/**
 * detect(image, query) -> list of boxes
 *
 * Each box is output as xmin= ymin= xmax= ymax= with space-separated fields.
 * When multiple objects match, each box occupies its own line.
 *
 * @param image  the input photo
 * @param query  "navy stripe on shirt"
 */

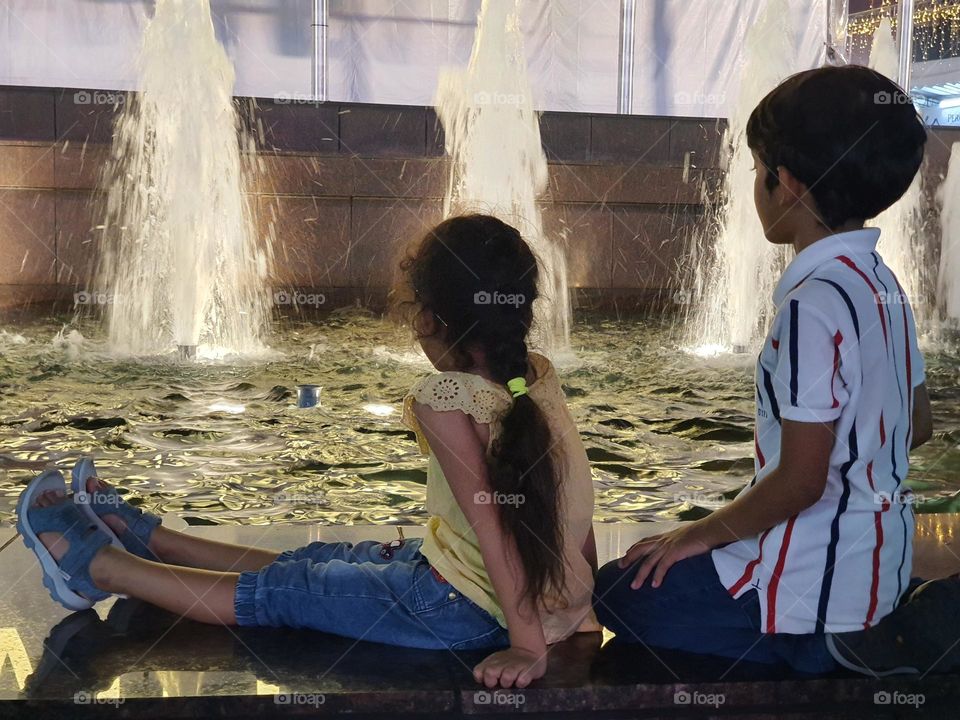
xmin=761 ymin=365 xmax=781 ymax=423
xmin=789 ymin=299 xmax=800 ymax=407
xmin=814 ymin=278 xmax=861 ymax=340
xmin=817 ymin=424 xmax=858 ymax=632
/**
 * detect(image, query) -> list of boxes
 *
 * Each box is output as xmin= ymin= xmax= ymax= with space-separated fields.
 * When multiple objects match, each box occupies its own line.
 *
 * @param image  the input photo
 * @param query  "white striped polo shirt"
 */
xmin=712 ymin=228 xmax=925 ymax=635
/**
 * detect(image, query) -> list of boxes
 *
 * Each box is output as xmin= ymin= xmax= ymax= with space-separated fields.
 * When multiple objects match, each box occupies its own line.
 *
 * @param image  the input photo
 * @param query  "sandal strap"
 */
xmin=28 ymin=502 xmax=112 ymax=602
xmin=121 ymin=512 xmax=162 ymax=558
xmin=27 ymin=501 xmax=87 ymax=535
xmin=89 ymin=486 xmax=161 ymax=559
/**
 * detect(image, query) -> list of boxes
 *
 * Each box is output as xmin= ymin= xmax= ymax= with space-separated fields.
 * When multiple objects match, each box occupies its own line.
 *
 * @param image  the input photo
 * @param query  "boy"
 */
xmin=594 ymin=66 xmax=936 ymax=674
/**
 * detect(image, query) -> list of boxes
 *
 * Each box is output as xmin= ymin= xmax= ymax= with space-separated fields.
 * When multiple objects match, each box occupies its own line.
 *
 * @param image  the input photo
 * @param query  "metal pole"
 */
xmin=898 ymin=0 xmax=915 ymax=92
xmin=312 ymin=0 xmax=328 ymax=102
xmin=617 ymin=0 xmax=636 ymax=115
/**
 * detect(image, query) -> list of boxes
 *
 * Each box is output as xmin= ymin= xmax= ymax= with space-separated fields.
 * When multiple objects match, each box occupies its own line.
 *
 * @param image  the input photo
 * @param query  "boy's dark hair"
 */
xmin=399 ymin=214 xmax=564 ymax=605
xmin=747 ymin=65 xmax=927 ymax=229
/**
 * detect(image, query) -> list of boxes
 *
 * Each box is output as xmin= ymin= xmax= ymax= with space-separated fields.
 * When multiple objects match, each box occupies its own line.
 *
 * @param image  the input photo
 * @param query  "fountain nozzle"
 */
xmin=296 ymin=384 xmax=321 ymax=408
xmin=177 ymin=345 xmax=197 ymax=361
xmin=732 ymin=344 xmax=749 ymax=354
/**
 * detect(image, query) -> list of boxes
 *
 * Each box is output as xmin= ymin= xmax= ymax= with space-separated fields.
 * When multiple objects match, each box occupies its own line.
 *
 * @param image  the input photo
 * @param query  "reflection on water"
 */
xmin=0 ymin=312 xmax=958 ymax=526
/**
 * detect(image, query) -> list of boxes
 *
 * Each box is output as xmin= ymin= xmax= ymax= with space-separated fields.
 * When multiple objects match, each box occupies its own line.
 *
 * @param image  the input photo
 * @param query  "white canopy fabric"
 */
xmin=0 ymin=0 xmax=830 ymax=117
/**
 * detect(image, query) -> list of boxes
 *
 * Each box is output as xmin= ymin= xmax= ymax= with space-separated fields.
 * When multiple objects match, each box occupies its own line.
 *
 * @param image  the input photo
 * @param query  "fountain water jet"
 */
xmin=435 ymin=0 xmax=570 ymax=355
xmin=938 ymin=144 xmax=960 ymax=331
xmin=98 ymin=0 xmax=271 ymax=358
xmin=868 ymin=17 xmax=933 ymax=335
xmin=681 ymin=0 xmax=795 ymax=354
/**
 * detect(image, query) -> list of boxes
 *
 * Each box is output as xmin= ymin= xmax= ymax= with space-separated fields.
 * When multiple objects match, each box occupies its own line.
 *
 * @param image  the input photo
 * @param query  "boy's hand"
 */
xmin=618 ymin=520 xmax=717 ymax=590
xmin=473 ymin=647 xmax=547 ymax=689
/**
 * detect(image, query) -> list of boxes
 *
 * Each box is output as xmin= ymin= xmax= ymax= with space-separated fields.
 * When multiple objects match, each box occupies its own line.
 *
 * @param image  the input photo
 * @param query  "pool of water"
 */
xmin=1 ymin=312 xmax=958 ymax=527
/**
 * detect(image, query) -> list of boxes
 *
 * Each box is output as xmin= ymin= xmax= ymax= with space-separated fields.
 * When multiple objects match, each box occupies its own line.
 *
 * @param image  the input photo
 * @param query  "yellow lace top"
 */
xmin=402 ymin=353 xmax=599 ymax=644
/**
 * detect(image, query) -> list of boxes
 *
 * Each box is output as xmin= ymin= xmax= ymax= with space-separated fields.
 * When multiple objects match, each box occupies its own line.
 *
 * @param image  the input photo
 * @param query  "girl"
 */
xmin=17 ymin=213 xmax=598 ymax=689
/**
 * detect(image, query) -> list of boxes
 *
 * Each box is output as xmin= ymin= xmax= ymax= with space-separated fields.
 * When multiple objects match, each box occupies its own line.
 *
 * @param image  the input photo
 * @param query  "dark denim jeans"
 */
xmin=235 ymin=537 xmax=509 ymax=651
xmin=593 ymin=552 xmax=836 ymax=674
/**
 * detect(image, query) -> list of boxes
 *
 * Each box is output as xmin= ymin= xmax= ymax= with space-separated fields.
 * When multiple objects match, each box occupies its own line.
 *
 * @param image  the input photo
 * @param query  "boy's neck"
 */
xmin=791 ymin=220 xmax=866 ymax=255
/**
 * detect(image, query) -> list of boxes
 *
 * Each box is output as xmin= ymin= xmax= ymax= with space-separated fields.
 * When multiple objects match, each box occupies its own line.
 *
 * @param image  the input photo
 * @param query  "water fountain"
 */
xmin=681 ymin=0 xmax=795 ymax=355
xmin=868 ymin=17 xmax=934 ymax=335
xmin=938 ymin=144 xmax=960 ymax=330
xmin=97 ymin=0 xmax=271 ymax=358
xmin=435 ymin=0 xmax=570 ymax=354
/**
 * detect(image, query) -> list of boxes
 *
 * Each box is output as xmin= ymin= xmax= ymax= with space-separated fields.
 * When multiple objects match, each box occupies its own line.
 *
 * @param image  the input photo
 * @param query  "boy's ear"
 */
xmin=776 ymin=166 xmax=810 ymax=207
xmin=413 ymin=307 xmax=438 ymax=337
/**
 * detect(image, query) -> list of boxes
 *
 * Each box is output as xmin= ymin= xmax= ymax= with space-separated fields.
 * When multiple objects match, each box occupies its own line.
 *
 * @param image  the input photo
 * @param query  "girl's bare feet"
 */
xmin=35 ymin=489 xmax=73 ymax=564
xmin=32 ymin=488 xmax=114 ymax=594
xmin=76 ymin=471 xmax=162 ymax=560
xmin=82 ymin=476 xmax=130 ymax=538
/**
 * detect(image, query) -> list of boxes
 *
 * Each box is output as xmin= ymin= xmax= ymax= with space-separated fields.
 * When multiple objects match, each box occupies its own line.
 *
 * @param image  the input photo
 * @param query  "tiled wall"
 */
xmin=1 ymin=85 xmax=958 ymax=314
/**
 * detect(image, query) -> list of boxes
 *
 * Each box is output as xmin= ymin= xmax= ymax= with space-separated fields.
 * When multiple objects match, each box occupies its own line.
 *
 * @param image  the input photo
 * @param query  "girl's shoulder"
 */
xmin=402 ymin=371 xmax=512 ymax=430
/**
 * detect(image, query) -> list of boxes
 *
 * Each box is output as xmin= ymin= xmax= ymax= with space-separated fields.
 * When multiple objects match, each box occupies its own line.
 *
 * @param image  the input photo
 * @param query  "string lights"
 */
xmin=849 ymin=0 xmax=960 ymax=61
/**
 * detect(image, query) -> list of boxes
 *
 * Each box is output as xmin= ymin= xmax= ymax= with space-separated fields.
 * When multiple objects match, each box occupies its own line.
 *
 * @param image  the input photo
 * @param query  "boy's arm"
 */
xmin=698 ymin=419 xmax=833 ymax=543
xmin=623 ymin=296 xmax=845 ymax=589
xmin=622 ymin=419 xmax=833 ymax=589
xmin=911 ymin=383 xmax=933 ymax=450
xmin=413 ymin=401 xmax=547 ymax=689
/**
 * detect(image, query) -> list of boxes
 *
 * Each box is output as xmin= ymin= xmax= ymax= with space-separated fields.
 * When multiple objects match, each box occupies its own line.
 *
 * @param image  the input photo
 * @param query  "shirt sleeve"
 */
xmin=401 ymin=373 xmax=511 ymax=453
xmin=773 ymin=298 xmax=850 ymax=424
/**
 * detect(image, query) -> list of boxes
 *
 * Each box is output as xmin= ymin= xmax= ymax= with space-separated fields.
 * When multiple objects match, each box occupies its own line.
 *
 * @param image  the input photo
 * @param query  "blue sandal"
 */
xmin=16 ymin=470 xmax=113 ymax=611
xmin=72 ymin=457 xmax=161 ymax=561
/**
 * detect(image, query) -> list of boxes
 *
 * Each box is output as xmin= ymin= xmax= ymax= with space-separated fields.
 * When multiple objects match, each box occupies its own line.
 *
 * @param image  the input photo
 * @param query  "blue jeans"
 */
xmin=234 ymin=537 xmax=509 ymax=650
xmin=593 ymin=552 xmax=836 ymax=674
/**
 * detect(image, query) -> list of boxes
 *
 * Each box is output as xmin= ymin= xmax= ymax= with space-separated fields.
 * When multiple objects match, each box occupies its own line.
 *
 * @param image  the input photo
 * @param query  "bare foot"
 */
xmin=83 ymin=476 xmax=129 ymax=537
xmin=34 ymin=489 xmax=72 ymax=563
xmin=32 ymin=488 xmax=112 ymax=596
xmin=81 ymin=474 xmax=160 ymax=560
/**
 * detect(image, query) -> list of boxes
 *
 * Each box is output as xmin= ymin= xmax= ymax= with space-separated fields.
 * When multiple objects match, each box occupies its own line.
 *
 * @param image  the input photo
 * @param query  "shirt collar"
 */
xmin=772 ymin=228 xmax=881 ymax=307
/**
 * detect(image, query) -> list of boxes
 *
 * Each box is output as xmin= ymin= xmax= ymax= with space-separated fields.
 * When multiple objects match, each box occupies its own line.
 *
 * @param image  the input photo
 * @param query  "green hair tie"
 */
xmin=507 ymin=377 xmax=528 ymax=398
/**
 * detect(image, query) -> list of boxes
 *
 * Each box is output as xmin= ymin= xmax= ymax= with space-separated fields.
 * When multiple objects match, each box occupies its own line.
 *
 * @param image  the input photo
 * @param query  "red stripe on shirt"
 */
xmin=755 ymin=427 xmax=766 ymax=469
xmin=837 ymin=255 xmax=888 ymax=347
xmin=766 ymin=516 xmax=798 ymax=633
xmin=729 ymin=528 xmax=772 ymax=596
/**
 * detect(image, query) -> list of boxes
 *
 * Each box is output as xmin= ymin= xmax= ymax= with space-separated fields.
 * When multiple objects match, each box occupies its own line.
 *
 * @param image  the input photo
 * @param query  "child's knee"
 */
xmin=594 ymin=560 xmax=636 ymax=619
xmin=595 ymin=559 xmax=628 ymax=595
